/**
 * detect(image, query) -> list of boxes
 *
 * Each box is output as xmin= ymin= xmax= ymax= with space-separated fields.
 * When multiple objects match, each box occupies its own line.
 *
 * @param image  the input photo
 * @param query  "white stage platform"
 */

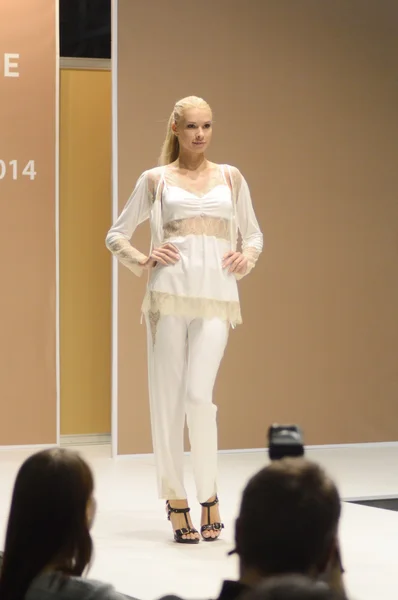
xmin=1 ymin=444 xmax=398 ymax=600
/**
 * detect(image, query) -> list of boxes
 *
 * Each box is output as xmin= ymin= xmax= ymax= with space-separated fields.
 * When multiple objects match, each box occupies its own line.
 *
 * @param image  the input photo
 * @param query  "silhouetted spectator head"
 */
xmin=242 ymin=575 xmax=347 ymax=600
xmin=0 ymin=448 xmax=96 ymax=600
xmin=233 ymin=458 xmax=341 ymax=579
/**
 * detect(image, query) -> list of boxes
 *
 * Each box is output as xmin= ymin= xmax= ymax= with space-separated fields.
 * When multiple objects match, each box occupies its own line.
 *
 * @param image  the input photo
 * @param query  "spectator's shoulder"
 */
xmin=27 ymin=573 xmax=128 ymax=600
xmin=79 ymin=578 xmax=123 ymax=600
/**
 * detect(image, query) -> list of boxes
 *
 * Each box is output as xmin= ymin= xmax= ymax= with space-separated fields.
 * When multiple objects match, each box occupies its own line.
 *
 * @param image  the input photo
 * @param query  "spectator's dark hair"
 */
xmin=235 ymin=459 xmax=341 ymax=575
xmin=243 ymin=575 xmax=346 ymax=600
xmin=0 ymin=448 xmax=94 ymax=600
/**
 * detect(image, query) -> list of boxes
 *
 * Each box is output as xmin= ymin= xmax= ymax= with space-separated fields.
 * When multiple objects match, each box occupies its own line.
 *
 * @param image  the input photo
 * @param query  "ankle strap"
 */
xmin=167 ymin=503 xmax=190 ymax=515
xmin=200 ymin=496 xmax=219 ymax=508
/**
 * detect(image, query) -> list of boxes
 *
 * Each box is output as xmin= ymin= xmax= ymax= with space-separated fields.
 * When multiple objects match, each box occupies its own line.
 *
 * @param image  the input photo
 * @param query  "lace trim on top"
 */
xmin=142 ymin=290 xmax=242 ymax=335
xmin=146 ymin=164 xmax=246 ymax=204
xmin=163 ymin=215 xmax=230 ymax=241
xmin=243 ymin=246 xmax=261 ymax=268
xmin=163 ymin=165 xmax=227 ymax=197
xmin=106 ymin=237 xmax=147 ymax=276
xmin=235 ymin=246 xmax=262 ymax=280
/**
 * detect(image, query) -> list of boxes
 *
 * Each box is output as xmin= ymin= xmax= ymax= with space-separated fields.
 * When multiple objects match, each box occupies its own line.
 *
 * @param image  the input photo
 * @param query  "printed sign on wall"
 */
xmin=0 ymin=1 xmax=57 ymax=444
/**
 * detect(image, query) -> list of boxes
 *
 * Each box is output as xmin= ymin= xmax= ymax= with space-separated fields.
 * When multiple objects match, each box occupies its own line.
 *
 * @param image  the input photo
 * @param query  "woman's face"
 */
xmin=174 ymin=107 xmax=213 ymax=154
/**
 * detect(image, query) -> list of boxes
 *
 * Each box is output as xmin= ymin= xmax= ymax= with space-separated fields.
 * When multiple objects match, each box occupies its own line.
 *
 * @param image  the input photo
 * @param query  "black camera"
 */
xmin=268 ymin=424 xmax=304 ymax=460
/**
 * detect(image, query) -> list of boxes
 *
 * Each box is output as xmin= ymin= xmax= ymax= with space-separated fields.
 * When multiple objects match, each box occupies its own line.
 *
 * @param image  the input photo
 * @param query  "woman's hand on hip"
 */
xmin=223 ymin=251 xmax=248 ymax=274
xmin=142 ymin=243 xmax=180 ymax=269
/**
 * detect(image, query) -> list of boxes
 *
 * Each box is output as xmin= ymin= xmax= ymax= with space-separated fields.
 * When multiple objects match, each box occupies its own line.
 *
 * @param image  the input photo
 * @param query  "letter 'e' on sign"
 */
xmin=4 ymin=53 xmax=20 ymax=77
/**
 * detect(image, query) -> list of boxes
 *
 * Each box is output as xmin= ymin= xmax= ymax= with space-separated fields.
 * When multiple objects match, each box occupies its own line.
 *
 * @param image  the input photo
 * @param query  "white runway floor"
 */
xmin=1 ymin=444 xmax=398 ymax=600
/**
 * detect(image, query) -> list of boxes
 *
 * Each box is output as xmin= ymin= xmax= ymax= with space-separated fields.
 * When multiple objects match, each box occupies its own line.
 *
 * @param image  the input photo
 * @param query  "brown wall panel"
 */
xmin=0 ymin=0 xmax=57 ymax=445
xmin=60 ymin=68 xmax=112 ymax=435
xmin=116 ymin=0 xmax=398 ymax=453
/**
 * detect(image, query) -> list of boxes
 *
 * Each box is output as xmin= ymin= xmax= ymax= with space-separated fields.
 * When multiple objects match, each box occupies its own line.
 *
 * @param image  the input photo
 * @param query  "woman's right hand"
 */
xmin=142 ymin=243 xmax=180 ymax=270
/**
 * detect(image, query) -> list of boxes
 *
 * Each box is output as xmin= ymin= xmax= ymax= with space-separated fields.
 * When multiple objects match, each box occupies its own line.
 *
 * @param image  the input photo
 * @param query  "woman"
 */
xmin=106 ymin=96 xmax=263 ymax=544
xmin=0 ymin=448 xmax=127 ymax=600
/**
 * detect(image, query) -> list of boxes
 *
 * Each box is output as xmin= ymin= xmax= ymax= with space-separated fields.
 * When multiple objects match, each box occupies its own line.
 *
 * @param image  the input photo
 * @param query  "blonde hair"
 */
xmin=159 ymin=96 xmax=212 ymax=165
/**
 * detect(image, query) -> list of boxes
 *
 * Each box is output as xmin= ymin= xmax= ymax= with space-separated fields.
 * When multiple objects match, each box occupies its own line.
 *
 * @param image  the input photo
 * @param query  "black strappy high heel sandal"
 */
xmin=200 ymin=496 xmax=224 ymax=541
xmin=166 ymin=501 xmax=200 ymax=544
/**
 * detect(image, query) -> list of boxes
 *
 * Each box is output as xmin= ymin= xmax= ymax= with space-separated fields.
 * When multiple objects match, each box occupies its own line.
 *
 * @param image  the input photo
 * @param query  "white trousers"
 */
xmin=145 ymin=314 xmax=229 ymax=503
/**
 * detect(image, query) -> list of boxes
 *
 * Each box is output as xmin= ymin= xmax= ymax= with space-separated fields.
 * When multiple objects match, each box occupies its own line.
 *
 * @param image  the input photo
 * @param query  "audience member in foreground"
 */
xmin=242 ymin=574 xmax=347 ymax=600
xmin=0 ymin=448 xmax=133 ymax=600
xmin=217 ymin=458 xmax=346 ymax=600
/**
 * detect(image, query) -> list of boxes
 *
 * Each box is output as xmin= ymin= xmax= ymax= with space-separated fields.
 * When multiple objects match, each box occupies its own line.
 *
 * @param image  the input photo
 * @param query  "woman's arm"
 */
xmin=105 ymin=171 xmax=152 ymax=277
xmin=231 ymin=167 xmax=263 ymax=280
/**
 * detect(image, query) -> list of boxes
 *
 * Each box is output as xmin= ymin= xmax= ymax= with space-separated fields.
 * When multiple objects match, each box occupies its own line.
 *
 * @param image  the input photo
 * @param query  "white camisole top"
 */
xmin=143 ymin=166 xmax=241 ymax=327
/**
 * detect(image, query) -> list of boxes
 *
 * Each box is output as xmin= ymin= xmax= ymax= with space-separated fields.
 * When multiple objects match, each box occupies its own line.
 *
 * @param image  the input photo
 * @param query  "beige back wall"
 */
xmin=60 ymin=67 xmax=112 ymax=436
xmin=116 ymin=0 xmax=398 ymax=454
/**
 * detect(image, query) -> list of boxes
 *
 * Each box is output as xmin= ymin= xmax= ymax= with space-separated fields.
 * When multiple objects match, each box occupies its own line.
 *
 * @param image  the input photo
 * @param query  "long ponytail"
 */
xmin=159 ymin=112 xmax=180 ymax=165
xmin=158 ymin=95 xmax=211 ymax=166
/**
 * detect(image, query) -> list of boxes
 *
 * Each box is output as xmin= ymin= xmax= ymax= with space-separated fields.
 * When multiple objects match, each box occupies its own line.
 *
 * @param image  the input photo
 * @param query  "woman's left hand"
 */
xmin=223 ymin=251 xmax=248 ymax=274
